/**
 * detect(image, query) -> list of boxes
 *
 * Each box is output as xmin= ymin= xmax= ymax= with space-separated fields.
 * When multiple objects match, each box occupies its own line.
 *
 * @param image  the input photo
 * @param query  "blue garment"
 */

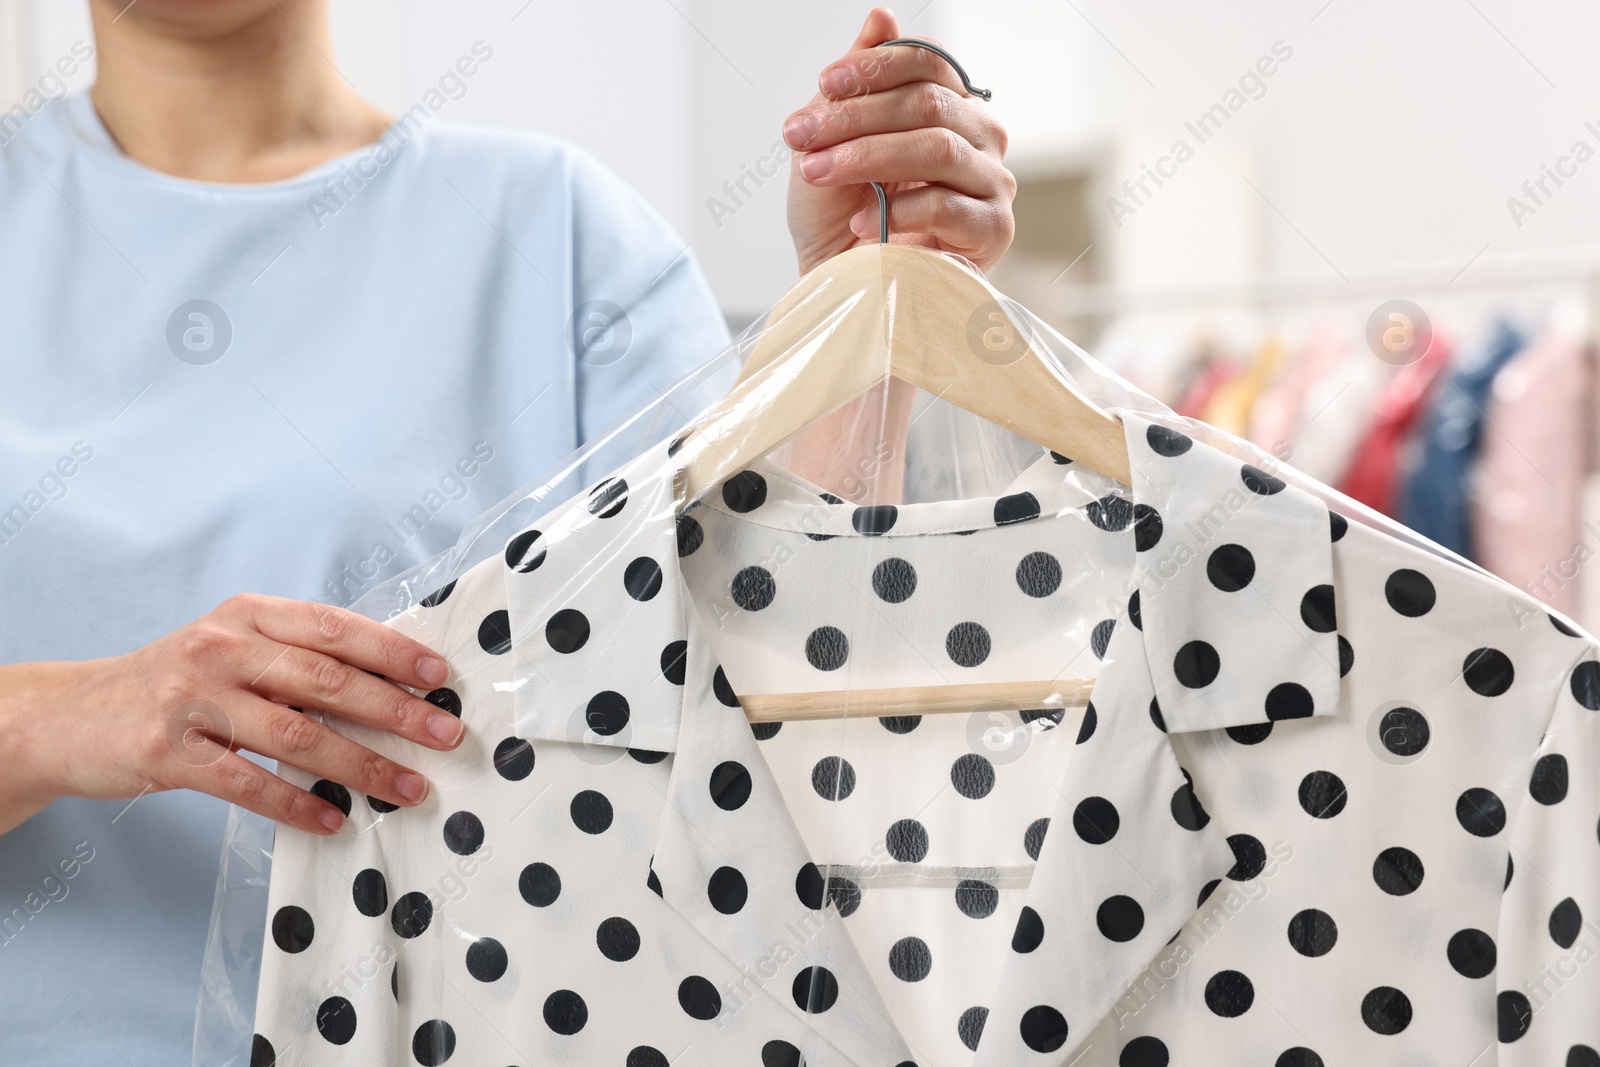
xmin=0 ymin=93 xmax=728 ymax=1065
xmin=1397 ymin=321 xmax=1524 ymax=557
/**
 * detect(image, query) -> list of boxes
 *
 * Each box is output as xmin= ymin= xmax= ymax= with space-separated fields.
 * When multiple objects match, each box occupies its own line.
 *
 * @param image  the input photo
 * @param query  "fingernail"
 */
xmin=394 ymin=773 xmax=428 ymax=804
xmin=784 ymin=113 xmax=817 ymax=149
xmin=428 ymin=711 xmax=464 ymax=745
xmin=319 ymin=807 xmax=345 ymax=833
xmin=821 ymin=65 xmax=858 ymax=97
xmin=417 ymin=656 xmax=449 ymax=687
xmin=849 ymin=209 xmax=869 ymax=236
xmin=800 ymin=148 xmax=835 ymax=181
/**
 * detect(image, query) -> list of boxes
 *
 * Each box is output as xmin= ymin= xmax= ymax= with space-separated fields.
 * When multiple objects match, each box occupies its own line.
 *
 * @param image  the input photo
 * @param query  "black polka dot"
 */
xmin=660 ymin=640 xmax=688 ymax=684
xmin=545 ymin=608 xmax=590 ymax=654
xmin=1530 ymin=754 xmax=1568 ymax=805
xmin=946 ymin=621 xmax=992 ymax=667
xmin=950 ymin=753 xmax=996 ymax=799
xmin=408 ymin=1020 xmax=454 ymax=1067
xmin=1016 ymin=551 xmax=1062 ymax=597
xmin=731 ymin=565 xmax=777 ymax=611
xmin=1572 ymin=661 xmax=1600 ymax=709
xmin=316 ymin=996 xmax=357 ymax=1045
xmin=1204 ymin=970 xmax=1254 ymax=1017
xmin=1565 ymin=1047 xmax=1600 ymax=1067
xmin=1019 ymin=1004 xmax=1069 ymax=1053
xmin=1266 ymin=682 xmax=1314 ymax=720
xmin=1378 ymin=706 xmax=1429 ymax=756
xmin=1024 ymin=817 xmax=1050 ymax=860
xmin=443 ymin=811 xmax=484 ymax=855
xmin=750 ymin=721 xmax=781 ymax=740
xmin=1073 ymin=796 xmax=1120 ymax=844
xmin=584 ymin=690 xmax=630 ymax=736
xmin=1463 ymin=647 xmax=1514 ymax=696
xmin=596 ymin=916 xmax=640 ymax=961
xmin=623 ymin=556 xmax=663 ymax=601
xmin=805 ymin=626 xmax=849 ymax=671
xmin=1446 ymin=928 xmax=1496 ymax=978
xmin=792 ymin=966 xmax=839 ymax=1013
xmin=1012 ymin=906 xmax=1044 ymax=953
xmin=419 ymin=580 xmax=456 ymax=607
xmin=888 ymin=936 xmax=932 ymax=981
xmin=493 ymin=736 xmax=535 ymax=780
xmin=1361 ymin=986 xmax=1411 ymax=1034
xmin=676 ymin=512 xmax=704 ymax=557
xmin=271 ymin=905 xmax=314 ymax=953
xmin=1329 ymin=510 xmax=1348 ymax=541
xmin=352 ymin=869 xmax=387 ymax=918
xmin=1372 ymin=848 xmax=1424 ymax=895
xmin=1456 ymin=787 xmax=1506 ymax=837
xmin=250 ymin=1034 xmax=275 ymax=1067
xmin=1298 ymin=771 xmax=1347 ymax=819
xmin=1128 ymin=590 xmax=1142 ymax=630
xmin=1121 ymin=1035 xmax=1171 ymax=1067
xmin=1241 ymin=464 xmax=1286 ymax=495
xmin=505 ymin=529 xmax=547 ymax=573
xmin=886 ymin=819 xmax=929 ymax=862
xmin=712 ymin=665 xmax=740 ymax=708
xmin=1505 ymin=853 xmax=1514 ymax=890
xmin=1087 ymin=494 xmax=1134 ymax=532
xmin=629 ymin=1048 xmax=669 ymax=1067
xmin=828 ymin=877 xmax=861 ymax=917
xmin=1550 ymin=897 xmax=1582 ymax=949
xmin=1146 ymin=424 xmax=1193 ymax=456
xmin=721 ymin=470 xmax=767 ymax=512
xmin=478 ymin=609 xmax=513 ymax=655
xmin=366 ymin=794 xmax=399 ymax=814
xmin=465 ymin=936 xmax=507 ymax=982
xmin=958 ymin=1006 xmax=988 ymax=1050
xmin=1277 ymin=1051 xmax=1323 ymax=1067
xmin=544 ymin=989 xmax=588 ymax=1034
xmin=955 ymin=879 xmax=999 ymax=918
xmin=588 ymin=477 xmax=628 ymax=517
xmin=390 ymin=890 xmax=433 ymax=938
xmin=1096 ymin=895 xmax=1145 ymax=941
xmin=1076 ymin=704 xmax=1098 ymax=743
xmin=760 ymin=1040 xmax=803 ymax=1067
xmin=1050 ymin=449 xmax=1073 ymax=464
xmin=795 ymin=863 xmax=827 ymax=909
xmin=519 ymin=862 xmax=562 ymax=908
xmin=629 ymin=747 xmax=667 ymax=764
xmin=1338 ymin=635 xmax=1354 ymax=676
xmin=1174 ymin=641 xmax=1220 ymax=688
xmin=1497 ymin=990 xmax=1532 ymax=1042
xmin=1198 ymin=880 xmax=1221 ymax=907
xmin=1133 ymin=504 xmax=1164 ymax=552
xmin=708 ymin=866 xmax=749 ymax=914
xmin=677 ymin=976 xmax=720 ymax=1021
xmin=1299 ymin=585 xmax=1336 ymax=632
xmin=710 ymin=760 xmax=752 ymax=811
xmin=1226 ymin=834 xmax=1267 ymax=880
xmin=423 ymin=688 xmax=462 ymax=718
xmin=1286 ymin=909 xmax=1337 ymax=957
xmin=852 ymin=504 xmax=897 ymax=535
xmin=1171 ymin=771 xmax=1210 ymax=831
xmin=872 ymin=558 xmax=917 ymax=603
xmin=811 ymin=756 xmax=856 ymax=800
xmin=1385 ymin=569 xmax=1435 ymax=616
xmin=570 ymin=790 xmax=614 ymax=834
xmin=994 ymin=492 xmax=1041 ymax=525
xmin=647 ymin=866 xmax=662 ymax=896
xmin=1206 ymin=544 xmax=1255 ymax=592
xmin=1088 ymin=618 xmax=1116 ymax=660
xmin=1227 ymin=722 xmax=1273 ymax=745
xmin=880 ymin=714 xmax=921 ymax=734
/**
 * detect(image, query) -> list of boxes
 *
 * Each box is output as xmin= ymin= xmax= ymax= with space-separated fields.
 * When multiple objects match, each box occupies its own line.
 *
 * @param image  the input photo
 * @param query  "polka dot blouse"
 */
xmin=250 ymin=413 xmax=1600 ymax=1067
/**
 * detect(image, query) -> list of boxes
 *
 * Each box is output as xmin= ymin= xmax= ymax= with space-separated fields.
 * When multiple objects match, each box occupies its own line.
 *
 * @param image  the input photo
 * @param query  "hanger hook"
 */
xmin=866 ymin=37 xmax=991 ymax=245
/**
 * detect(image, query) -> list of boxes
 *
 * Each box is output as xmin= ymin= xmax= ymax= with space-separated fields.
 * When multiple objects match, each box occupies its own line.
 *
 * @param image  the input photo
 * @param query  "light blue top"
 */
xmin=0 ymin=92 xmax=729 ymax=1065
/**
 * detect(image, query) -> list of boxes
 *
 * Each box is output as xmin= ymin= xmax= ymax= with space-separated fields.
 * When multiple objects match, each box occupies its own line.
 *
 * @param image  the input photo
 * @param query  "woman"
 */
xmin=0 ymin=0 xmax=1015 ymax=1060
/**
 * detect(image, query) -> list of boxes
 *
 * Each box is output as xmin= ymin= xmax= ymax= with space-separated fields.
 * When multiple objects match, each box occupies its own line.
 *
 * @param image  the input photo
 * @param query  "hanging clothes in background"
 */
xmin=1397 ymin=322 xmax=1524 ymax=557
xmin=1471 ymin=329 xmax=1590 ymax=615
xmin=1336 ymin=328 xmax=1453 ymax=516
xmin=1203 ymin=336 xmax=1282 ymax=437
xmin=1248 ymin=326 xmax=1342 ymax=456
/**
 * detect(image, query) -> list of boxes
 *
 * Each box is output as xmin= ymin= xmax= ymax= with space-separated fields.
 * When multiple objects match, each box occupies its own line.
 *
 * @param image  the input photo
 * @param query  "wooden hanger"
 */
xmin=669 ymin=40 xmax=1128 ymax=722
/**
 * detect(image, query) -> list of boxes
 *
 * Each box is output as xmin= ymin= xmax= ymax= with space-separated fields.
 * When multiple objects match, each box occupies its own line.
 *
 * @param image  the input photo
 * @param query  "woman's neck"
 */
xmin=87 ymin=0 xmax=389 ymax=183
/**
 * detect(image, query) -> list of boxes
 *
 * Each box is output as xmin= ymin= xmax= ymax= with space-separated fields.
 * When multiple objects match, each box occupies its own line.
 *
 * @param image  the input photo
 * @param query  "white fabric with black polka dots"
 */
xmin=250 ymin=412 xmax=1600 ymax=1067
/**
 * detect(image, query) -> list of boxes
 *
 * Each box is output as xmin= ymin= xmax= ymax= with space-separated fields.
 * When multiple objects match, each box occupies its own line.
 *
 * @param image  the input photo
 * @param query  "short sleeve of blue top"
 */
xmin=0 ymin=93 xmax=730 ymax=1065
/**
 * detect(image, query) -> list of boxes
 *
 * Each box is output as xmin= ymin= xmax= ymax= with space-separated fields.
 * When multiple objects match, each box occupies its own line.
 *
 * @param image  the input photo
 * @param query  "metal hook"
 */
xmin=866 ymin=37 xmax=991 ymax=244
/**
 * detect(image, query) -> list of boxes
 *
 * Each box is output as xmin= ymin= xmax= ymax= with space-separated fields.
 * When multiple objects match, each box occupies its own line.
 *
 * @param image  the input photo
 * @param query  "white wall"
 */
xmin=6 ymin=0 xmax=1600 ymax=314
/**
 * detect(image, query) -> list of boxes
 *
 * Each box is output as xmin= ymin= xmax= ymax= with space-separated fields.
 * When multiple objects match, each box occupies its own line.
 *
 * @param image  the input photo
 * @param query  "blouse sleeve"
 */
xmin=1496 ymin=639 xmax=1600 ymax=1058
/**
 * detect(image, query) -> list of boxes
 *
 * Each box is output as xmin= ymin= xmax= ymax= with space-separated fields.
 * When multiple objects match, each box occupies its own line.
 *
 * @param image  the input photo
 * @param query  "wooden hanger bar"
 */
xmin=738 ymin=678 xmax=1095 ymax=723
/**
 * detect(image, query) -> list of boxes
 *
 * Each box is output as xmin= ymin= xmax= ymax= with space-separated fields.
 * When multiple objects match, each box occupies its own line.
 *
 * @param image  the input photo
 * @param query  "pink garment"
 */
xmin=1471 ymin=331 xmax=1589 ymax=615
xmin=1249 ymin=327 xmax=1346 ymax=455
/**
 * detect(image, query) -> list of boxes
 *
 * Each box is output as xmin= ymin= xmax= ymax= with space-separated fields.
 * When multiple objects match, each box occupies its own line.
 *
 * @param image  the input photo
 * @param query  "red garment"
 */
xmin=1172 ymin=356 xmax=1236 ymax=419
xmin=1336 ymin=333 xmax=1451 ymax=515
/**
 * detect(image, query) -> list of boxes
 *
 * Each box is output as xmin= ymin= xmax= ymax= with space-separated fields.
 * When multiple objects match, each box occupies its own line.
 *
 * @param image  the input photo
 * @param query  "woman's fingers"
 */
xmin=819 ymin=38 xmax=967 ymax=101
xmin=248 ymin=640 xmax=463 ymax=750
xmin=173 ymin=741 xmax=349 ymax=835
xmin=798 ymin=127 xmax=1013 ymax=200
xmin=849 ymin=184 xmax=1015 ymax=263
xmin=227 ymin=593 xmax=449 ymax=691
xmin=226 ymin=695 xmax=430 ymax=810
xmin=786 ymin=81 xmax=1006 ymax=156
